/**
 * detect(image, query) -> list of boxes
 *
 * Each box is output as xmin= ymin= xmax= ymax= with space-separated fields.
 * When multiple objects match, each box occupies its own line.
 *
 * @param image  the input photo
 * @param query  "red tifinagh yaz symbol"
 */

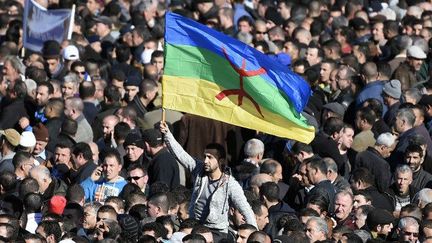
xmin=215 ymin=47 xmax=266 ymax=118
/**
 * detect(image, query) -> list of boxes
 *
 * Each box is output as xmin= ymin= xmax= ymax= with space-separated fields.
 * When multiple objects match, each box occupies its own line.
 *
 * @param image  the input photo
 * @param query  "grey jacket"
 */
xmin=164 ymin=131 xmax=257 ymax=232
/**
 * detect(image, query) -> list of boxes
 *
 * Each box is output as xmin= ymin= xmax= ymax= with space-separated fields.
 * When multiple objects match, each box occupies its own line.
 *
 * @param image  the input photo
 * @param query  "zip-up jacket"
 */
xmin=164 ymin=130 xmax=257 ymax=232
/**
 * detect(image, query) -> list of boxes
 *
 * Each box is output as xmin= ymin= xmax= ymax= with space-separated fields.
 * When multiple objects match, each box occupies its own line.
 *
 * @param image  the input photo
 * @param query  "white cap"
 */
xmin=408 ymin=45 xmax=427 ymax=59
xmin=141 ymin=49 xmax=154 ymax=64
xmin=62 ymin=45 xmax=79 ymax=61
xmin=20 ymin=131 xmax=36 ymax=148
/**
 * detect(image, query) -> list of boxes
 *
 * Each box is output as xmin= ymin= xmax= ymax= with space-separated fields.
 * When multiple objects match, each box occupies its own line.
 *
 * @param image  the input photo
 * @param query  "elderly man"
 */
xmin=305 ymin=217 xmax=328 ymax=242
xmin=334 ymin=191 xmax=355 ymax=229
xmin=355 ymin=132 xmax=395 ymax=192
xmin=30 ymin=165 xmax=68 ymax=201
xmin=389 ymin=108 xmax=418 ymax=167
xmin=64 ymin=97 xmax=93 ymax=143
xmin=397 ymin=217 xmax=419 ymax=243
xmin=235 ymin=138 xmax=264 ymax=189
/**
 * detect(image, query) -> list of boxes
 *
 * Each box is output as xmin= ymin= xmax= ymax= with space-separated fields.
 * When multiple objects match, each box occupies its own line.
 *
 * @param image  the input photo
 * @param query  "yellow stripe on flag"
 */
xmin=162 ymin=75 xmax=315 ymax=144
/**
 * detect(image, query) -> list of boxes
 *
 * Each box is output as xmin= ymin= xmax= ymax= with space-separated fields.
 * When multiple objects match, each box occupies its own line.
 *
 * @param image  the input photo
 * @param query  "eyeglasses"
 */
xmin=256 ymin=31 xmax=267 ymax=34
xmin=402 ymin=231 xmax=419 ymax=237
xmin=127 ymin=175 xmax=144 ymax=181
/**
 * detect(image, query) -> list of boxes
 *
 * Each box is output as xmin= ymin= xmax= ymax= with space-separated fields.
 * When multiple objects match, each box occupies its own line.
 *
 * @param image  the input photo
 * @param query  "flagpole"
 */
xmin=67 ymin=4 xmax=76 ymax=40
xmin=161 ymin=108 xmax=166 ymax=123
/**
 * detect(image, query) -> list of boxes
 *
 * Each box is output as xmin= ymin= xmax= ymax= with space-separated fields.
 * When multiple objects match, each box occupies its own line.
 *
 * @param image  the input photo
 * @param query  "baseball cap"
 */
xmin=62 ymin=45 xmax=80 ymax=61
xmin=0 ymin=129 xmax=20 ymax=147
xmin=323 ymin=102 xmax=346 ymax=117
xmin=93 ymin=15 xmax=113 ymax=27
xmin=142 ymin=129 xmax=163 ymax=147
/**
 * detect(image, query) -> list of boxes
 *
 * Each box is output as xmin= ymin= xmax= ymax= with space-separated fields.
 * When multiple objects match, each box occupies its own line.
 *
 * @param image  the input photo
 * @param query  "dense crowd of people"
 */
xmin=2 ymin=0 xmax=432 ymax=242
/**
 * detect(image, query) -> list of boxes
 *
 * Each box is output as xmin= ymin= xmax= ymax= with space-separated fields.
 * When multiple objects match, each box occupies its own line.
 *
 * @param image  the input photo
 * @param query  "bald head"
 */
xmin=102 ymin=115 xmax=120 ymax=139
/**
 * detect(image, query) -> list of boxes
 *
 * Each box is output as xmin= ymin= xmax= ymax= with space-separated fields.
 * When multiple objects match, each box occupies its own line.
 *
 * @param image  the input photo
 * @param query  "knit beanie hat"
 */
xmin=48 ymin=195 xmax=67 ymax=215
xmin=382 ymin=79 xmax=401 ymax=99
xmin=118 ymin=214 xmax=139 ymax=241
xmin=123 ymin=133 xmax=144 ymax=149
xmin=33 ymin=123 xmax=49 ymax=142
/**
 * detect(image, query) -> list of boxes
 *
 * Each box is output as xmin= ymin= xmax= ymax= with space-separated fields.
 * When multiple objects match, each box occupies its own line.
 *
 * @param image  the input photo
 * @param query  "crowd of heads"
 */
xmin=2 ymin=0 xmax=432 ymax=242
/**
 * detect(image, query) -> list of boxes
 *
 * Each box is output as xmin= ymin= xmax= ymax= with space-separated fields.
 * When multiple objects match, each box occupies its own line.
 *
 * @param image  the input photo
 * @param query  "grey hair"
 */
xmin=244 ymin=138 xmax=264 ymax=158
xmin=395 ymin=164 xmax=413 ymax=176
xmin=376 ymin=132 xmax=396 ymax=147
xmin=323 ymin=157 xmax=338 ymax=173
xmin=137 ymin=0 xmax=157 ymax=13
xmin=30 ymin=166 xmax=51 ymax=180
xmin=307 ymin=216 xmax=328 ymax=235
xmin=404 ymin=88 xmax=422 ymax=103
xmin=397 ymin=35 xmax=413 ymax=51
xmin=397 ymin=108 xmax=416 ymax=127
xmin=66 ymin=97 xmax=84 ymax=112
xmin=4 ymin=55 xmax=25 ymax=75
xmin=24 ymin=79 xmax=37 ymax=94
xmin=63 ymin=72 xmax=80 ymax=86
xmin=84 ymin=202 xmax=102 ymax=214
xmin=339 ymin=65 xmax=356 ymax=81
xmin=412 ymin=38 xmax=428 ymax=53
xmin=353 ymin=229 xmax=371 ymax=243
xmin=414 ymin=188 xmax=432 ymax=206
xmin=398 ymin=216 xmax=419 ymax=230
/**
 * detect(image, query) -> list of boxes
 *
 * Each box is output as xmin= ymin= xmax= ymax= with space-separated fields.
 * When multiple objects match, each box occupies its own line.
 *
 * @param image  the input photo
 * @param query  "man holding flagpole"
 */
xmin=160 ymin=121 xmax=257 ymax=241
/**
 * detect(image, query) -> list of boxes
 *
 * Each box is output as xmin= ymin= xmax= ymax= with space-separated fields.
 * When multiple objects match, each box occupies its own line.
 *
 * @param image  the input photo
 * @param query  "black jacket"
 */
xmin=384 ymin=184 xmax=419 ymax=211
xmin=148 ymin=148 xmax=180 ymax=190
xmin=0 ymin=99 xmax=29 ymax=129
xmin=362 ymin=186 xmax=393 ymax=211
xmin=69 ymin=160 xmax=98 ymax=185
xmin=265 ymin=201 xmax=295 ymax=238
xmin=308 ymin=179 xmax=336 ymax=214
xmin=412 ymin=168 xmax=432 ymax=189
xmin=311 ymin=132 xmax=347 ymax=174
xmin=355 ymin=147 xmax=392 ymax=192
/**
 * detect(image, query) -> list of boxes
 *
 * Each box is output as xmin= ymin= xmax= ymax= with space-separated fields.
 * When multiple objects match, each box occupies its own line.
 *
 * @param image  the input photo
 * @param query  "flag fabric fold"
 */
xmin=23 ymin=0 xmax=73 ymax=52
xmin=162 ymin=12 xmax=315 ymax=143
